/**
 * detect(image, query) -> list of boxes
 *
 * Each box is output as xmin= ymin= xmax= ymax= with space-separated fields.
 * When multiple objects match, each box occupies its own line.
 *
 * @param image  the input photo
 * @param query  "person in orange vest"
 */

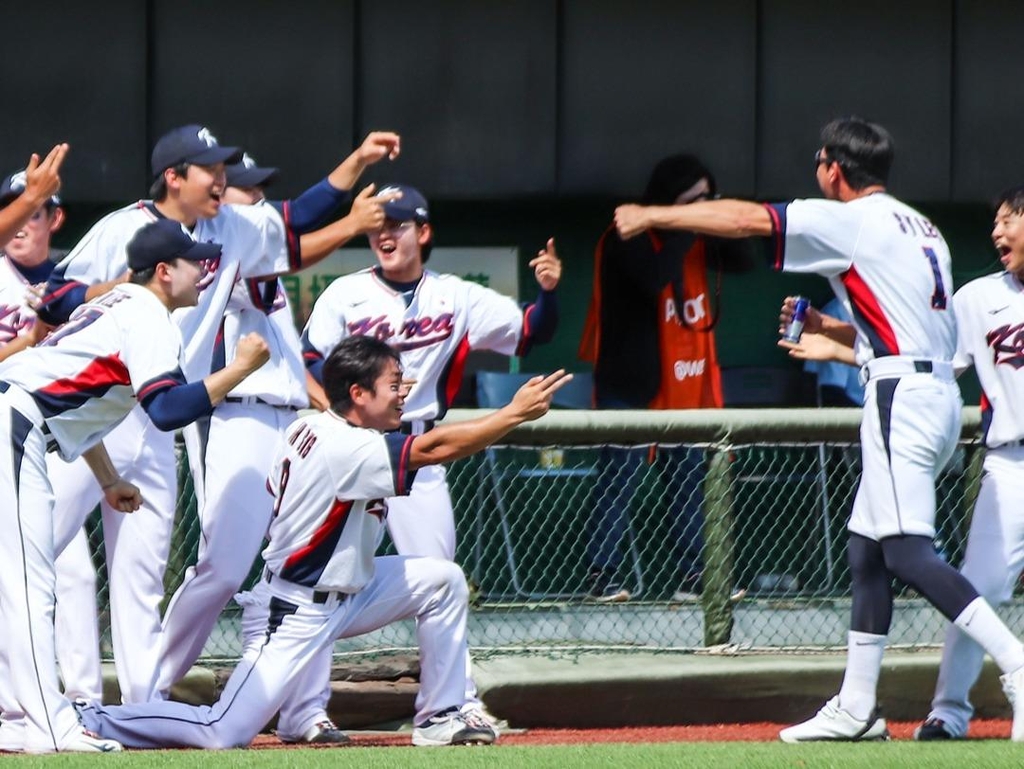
xmin=579 ymin=154 xmax=753 ymax=602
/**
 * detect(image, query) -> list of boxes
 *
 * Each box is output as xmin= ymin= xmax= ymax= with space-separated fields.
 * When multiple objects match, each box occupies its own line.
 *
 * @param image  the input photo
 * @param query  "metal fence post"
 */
xmin=702 ymin=444 xmax=735 ymax=646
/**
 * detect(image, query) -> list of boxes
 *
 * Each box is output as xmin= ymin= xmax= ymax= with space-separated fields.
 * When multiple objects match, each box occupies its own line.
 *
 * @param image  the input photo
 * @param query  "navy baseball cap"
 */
xmin=150 ymin=125 xmax=243 ymax=177
xmin=0 ymin=168 xmax=61 ymax=208
xmin=378 ymin=184 xmax=429 ymax=223
xmin=226 ymin=153 xmax=278 ymax=188
xmin=126 ymin=219 xmax=222 ymax=272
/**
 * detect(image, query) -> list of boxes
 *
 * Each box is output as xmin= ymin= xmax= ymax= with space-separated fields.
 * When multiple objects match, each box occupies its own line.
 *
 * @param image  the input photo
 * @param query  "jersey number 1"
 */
xmin=923 ymin=247 xmax=948 ymax=310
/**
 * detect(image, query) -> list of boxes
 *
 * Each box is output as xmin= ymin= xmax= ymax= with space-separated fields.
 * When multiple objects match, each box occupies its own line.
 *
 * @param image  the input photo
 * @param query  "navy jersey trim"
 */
xmin=764 ymin=203 xmax=788 ymax=271
xmin=385 ymin=432 xmax=418 ymax=495
xmin=279 ymin=499 xmax=354 ymax=586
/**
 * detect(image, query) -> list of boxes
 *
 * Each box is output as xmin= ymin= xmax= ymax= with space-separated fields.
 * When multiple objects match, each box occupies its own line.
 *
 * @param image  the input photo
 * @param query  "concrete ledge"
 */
xmin=117 ymin=649 xmax=1009 ymax=730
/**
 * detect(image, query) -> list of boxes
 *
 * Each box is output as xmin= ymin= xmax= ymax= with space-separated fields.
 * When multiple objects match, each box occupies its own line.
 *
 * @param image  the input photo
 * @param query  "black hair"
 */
xmin=149 ymin=162 xmax=191 ymax=201
xmin=128 ymin=257 xmax=187 ymax=285
xmin=995 ymin=186 xmax=1024 ymax=216
xmin=129 ymin=267 xmax=156 ymax=285
xmin=820 ymin=117 xmax=894 ymax=190
xmin=642 ymin=154 xmax=717 ymax=205
xmin=322 ymin=336 xmax=402 ymax=413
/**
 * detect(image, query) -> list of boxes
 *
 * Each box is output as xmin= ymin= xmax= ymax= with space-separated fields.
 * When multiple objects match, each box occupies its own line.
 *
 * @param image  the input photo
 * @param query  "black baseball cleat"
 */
xmin=912 ymin=717 xmax=960 ymax=741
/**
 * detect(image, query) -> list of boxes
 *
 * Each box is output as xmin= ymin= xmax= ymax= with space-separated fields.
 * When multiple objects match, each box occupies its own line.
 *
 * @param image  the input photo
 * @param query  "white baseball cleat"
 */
xmin=412 ymin=707 xmax=496 ymax=747
xmin=460 ymin=702 xmax=506 ymax=739
xmin=779 ymin=696 xmax=889 ymax=743
xmin=60 ymin=728 xmax=123 ymax=753
xmin=1000 ymin=664 xmax=1024 ymax=741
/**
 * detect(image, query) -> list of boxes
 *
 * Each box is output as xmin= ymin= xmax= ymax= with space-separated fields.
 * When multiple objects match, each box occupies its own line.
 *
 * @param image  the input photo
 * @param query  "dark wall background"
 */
xmin=1 ymin=0 xmax=1011 ymax=400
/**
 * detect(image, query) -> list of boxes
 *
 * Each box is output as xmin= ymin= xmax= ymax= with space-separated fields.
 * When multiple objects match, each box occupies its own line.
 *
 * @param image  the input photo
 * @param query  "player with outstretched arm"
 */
xmin=75 ymin=336 xmax=572 ymax=748
xmin=614 ymin=116 xmax=1024 ymax=742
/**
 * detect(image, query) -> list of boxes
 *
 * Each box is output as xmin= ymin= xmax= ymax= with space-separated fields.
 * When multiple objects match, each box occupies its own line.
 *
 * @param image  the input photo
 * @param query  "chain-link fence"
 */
xmin=82 ymin=407 xmax=1021 ymax=661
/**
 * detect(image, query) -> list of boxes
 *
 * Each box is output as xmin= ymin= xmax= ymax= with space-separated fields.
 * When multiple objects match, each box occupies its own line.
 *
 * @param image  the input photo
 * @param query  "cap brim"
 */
xmin=383 ymin=203 xmax=428 ymax=223
xmin=187 ymin=146 xmax=244 ymax=167
xmin=0 ymin=191 xmax=59 ymax=209
xmin=226 ymin=166 xmax=278 ymax=188
xmin=179 ymin=240 xmax=223 ymax=262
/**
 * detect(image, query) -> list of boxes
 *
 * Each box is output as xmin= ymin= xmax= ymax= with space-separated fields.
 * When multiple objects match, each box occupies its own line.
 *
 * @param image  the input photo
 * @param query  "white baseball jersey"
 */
xmin=767 ymin=193 xmax=960 ymax=541
xmin=0 ymin=256 xmax=39 ymax=344
xmin=952 ymin=272 xmax=1024 ymax=448
xmin=765 ymin=194 xmax=956 ymax=364
xmin=303 ymin=268 xmax=525 ymax=420
xmin=0 ymin=284 xmax=184 ymax=460
xmin=923 ymin=271 xmax=1024 ymax=733
xmin=263 ymin=412 xmax=417 ymax=592
xmin=46 ymin=200 xmax=297 ymax=382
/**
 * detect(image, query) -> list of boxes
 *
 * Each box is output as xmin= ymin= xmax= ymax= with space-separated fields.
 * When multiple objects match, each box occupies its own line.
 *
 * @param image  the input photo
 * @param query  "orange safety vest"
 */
xmin=580 ymin=228 xmax=722 ymax=409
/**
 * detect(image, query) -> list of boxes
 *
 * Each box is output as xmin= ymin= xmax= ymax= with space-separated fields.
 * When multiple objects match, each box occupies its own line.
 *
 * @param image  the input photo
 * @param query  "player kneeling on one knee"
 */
xmin=76 ymin=335 xmax=572 ymax=749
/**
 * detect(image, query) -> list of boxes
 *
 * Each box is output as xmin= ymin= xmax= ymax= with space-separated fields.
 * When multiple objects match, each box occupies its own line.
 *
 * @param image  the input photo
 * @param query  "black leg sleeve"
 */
xmin=880 ymin=534 xmax=979 ymax=621
xmin=847 ymin=532 xmax=894 ymax=635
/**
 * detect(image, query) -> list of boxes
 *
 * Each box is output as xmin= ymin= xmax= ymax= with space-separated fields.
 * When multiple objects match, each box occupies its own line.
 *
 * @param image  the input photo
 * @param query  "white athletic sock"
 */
xmin=837 ymin=630 xmax=887 ymax=722
xmin=954 ymin=597 xmax=1024 ymax=674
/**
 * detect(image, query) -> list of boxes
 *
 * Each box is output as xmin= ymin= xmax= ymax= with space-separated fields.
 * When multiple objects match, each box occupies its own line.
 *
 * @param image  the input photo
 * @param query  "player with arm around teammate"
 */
xmin=615 ymin=116 xmax=1024 ymax=742
xmin=0 ymin=219 xmax=270 ymax=753
xmin=74 ymin=336 xmax=572 ymax=749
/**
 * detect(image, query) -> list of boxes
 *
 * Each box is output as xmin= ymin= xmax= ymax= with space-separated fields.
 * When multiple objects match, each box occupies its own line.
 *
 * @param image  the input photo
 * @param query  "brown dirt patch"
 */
xmin=248 ymin=718 xmax=1010 ymax=748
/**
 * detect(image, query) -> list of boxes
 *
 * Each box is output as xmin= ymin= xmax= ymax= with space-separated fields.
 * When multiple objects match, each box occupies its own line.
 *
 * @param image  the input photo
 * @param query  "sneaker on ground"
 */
xmin=60 ymin=728 xmax=123 ymax=753
xmin=413 ymin=707 xmax=496 ymax=747
xmin=584 ymin=571 xmax=631 ymax=604
xmin=279 ymin=718 xmax=350 ymax=745
xmin=1000 ymin=664 xmax=1024 ymax=741
xmin=671 ymin=586 xmax=747 ymax=603
xmin=779 ymin=696 xmax=889 ymax=743
xmin=913 ymin=717 xmax=960 ymax=740
xmin=460 ymin=703 xmax=507 ymax=738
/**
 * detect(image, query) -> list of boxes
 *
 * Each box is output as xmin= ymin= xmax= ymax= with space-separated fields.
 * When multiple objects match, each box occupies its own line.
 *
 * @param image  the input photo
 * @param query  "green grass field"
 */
xmin=13 ymin=742 xmax=1024 ymax=769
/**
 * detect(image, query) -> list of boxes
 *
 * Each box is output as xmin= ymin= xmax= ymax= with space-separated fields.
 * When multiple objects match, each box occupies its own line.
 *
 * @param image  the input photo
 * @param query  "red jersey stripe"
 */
xmin=38 ymin=353 xmax=131 ymax=397
xmin=282 ymin=499 xmax=353 ymax=572
xmin=841 ymin=265 xmax=900 ymax=356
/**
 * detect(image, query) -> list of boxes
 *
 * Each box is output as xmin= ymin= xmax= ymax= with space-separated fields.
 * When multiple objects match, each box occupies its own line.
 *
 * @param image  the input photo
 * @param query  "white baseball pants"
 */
xmin=928 ymin=447 xmax=1024 ymax=735
xmin=49 ymin=406 xmax=177 ymax=704
xmin=79 ymin=556 xmax=470 ymax=749
xmin=0 ymin=389 xmax=84 ymax=752
xmin=164 ymin=402 xmax=330 ymax=735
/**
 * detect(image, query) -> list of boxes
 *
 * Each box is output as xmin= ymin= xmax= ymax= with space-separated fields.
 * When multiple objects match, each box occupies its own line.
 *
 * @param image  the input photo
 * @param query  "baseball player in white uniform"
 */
xmin=0 ymin=168 xmax=104 ymax=753
xmin=302 ymin=185 xmax=560 ymax=724
xmin=909 ymin=187 xmax=1024 ymax=740
xmin=0 ymin=219 xmax=270 ymax=753
xmin=156 ymin=153 xmax=345 ymax=743
xmin=302 ymin=185 xmax=561 ymax=560
xmin=36 ymin=125 xmax=400 ymax=708
xmin=75 ymin=336 xmax=572 ymax=749
xmin=614 ymin=116 xmax=1024 ymax=742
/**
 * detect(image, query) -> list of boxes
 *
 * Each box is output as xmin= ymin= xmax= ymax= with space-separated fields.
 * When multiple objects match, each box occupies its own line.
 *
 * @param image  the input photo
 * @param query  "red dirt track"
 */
xmin=249 ymin=719 xmax=1010 ymax=748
